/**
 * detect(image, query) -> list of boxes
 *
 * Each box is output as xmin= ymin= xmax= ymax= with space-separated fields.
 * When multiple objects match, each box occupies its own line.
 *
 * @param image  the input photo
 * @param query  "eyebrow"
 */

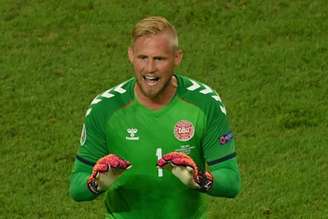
xmin=136 ymin=54 xmax=168 ymax=59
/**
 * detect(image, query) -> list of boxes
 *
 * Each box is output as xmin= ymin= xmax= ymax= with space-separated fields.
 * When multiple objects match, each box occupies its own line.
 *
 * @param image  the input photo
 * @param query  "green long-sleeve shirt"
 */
xmin=70 ymin=74 xmax=241 ymax=219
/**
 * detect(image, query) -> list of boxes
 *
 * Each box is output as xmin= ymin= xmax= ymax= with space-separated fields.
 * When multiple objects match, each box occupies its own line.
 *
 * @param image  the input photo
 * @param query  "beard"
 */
xmin=136 ymin=75 xmax=173 ymax=100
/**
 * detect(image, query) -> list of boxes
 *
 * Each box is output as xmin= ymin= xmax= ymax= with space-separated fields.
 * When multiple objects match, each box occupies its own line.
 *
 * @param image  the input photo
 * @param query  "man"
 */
xmin=69 ymin=16 xmax=241 ymax=219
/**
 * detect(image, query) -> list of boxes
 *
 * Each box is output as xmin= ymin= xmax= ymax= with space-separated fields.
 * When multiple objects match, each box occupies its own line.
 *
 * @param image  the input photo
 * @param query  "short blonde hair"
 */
xmin=131 ymin=16 xmax=179 ymax=49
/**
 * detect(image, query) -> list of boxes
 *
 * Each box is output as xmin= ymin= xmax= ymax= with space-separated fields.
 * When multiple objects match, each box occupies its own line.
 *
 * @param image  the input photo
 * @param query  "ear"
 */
xmin=128 ymin=47 xmax=134 ymax=63
xmin=174 ymin=49 xmax=183 ymax=66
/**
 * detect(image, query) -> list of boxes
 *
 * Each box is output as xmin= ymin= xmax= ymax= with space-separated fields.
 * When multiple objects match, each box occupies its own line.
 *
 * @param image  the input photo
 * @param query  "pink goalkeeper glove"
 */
xmin=87 ymin=154 xmax=131 ymax=194
xmin=157 ymin=152 xmax=213 ymax=192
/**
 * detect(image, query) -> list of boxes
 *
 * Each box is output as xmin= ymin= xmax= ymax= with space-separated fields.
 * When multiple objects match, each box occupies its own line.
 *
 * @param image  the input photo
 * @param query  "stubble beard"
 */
xmin=137 ymin=74 xmax=173 ymax=100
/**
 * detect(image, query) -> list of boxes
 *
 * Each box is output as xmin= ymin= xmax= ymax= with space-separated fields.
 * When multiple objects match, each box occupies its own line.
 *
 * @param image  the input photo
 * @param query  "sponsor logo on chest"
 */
xmin=175 ymin=145 xmax=195 ymax=154
xmin=173 ymin=120 xmax=195 ymax=142
xmin=126 ymin=128 xmax=139 ymax=141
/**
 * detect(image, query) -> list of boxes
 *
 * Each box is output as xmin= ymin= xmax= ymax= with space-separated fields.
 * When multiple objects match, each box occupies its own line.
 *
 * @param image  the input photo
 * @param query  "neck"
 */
xmin=135 ymin=76 xmax=178 ymax=110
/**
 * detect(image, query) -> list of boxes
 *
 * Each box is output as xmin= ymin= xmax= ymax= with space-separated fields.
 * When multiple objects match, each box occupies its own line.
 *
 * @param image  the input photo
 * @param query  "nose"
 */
xmin=145 ymin=59 xmax=156 ymax=73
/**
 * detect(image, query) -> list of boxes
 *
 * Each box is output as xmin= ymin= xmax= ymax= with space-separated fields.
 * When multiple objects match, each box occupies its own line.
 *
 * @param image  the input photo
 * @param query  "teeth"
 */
xmin=145 ymin=76 xmax=157 ymax=80
xmin=143 ymin=75 xmax=159 ymax=86
xmin=144 ymin=75 xmax=159 ymax=81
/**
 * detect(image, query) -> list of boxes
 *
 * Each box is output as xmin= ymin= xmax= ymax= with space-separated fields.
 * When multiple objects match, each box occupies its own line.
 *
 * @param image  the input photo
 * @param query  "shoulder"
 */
xmin=176 ymin=74 xmax=227 ymax=116
xmin=85 ymin=78 xmax=135 ymax=118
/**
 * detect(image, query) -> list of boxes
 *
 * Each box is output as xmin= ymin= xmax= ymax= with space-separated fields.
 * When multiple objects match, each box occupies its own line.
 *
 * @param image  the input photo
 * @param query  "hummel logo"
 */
xmin=126 ymin=128 xmax=139 ymax=140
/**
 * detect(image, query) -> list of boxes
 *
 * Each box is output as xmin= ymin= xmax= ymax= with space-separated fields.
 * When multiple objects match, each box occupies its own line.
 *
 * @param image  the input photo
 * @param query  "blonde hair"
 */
xmin=131 ymin=16 xmax=179 ymax=49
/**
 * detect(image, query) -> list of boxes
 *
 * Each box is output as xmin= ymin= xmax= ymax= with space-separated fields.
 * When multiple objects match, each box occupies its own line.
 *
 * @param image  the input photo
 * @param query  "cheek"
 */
xmin=159 ymin=62 xmax=175 ymax=74
xmin=133 ymin=61 xmax=143 ymax=73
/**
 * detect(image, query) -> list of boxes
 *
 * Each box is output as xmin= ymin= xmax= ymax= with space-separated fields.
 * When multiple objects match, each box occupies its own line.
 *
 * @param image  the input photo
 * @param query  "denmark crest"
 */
xmin=174 ymin=120 xmax=194 ymax=142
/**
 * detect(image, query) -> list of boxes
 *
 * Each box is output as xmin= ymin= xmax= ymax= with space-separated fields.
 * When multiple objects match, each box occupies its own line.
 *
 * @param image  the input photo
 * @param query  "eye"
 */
xmin=154 ymin=57 xmax=165 ymax=61
xmin=137 ymin=55 xmax=147 ymax=60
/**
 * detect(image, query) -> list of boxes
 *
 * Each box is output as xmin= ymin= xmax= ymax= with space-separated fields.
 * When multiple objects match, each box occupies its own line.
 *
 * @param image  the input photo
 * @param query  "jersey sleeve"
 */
xmin=202 ymin=100 xmax=236 ymax=163
xmin=69 ymin=104 xmax=109 ymax=201
xmin=202 ymin=98 xmax=241 ymax=197
xmin=77 ymin=104 xmax=109 ymax=163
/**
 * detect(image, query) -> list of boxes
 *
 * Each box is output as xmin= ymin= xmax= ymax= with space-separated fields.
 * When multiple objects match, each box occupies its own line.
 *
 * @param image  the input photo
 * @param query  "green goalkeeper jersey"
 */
xmin=70 ymin=74 xmax=240 ymax=219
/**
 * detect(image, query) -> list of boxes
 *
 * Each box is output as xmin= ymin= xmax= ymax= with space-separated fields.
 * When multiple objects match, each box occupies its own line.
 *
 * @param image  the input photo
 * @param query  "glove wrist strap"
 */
xmin=87 ymin=178 xmax=102 ymax=195
xmin=197 ymin=172 xmax=213 ymax=192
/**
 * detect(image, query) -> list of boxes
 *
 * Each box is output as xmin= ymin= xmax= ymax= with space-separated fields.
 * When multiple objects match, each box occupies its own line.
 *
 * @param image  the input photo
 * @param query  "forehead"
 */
xmin=132 ymin=32 xmax=175 ymax=55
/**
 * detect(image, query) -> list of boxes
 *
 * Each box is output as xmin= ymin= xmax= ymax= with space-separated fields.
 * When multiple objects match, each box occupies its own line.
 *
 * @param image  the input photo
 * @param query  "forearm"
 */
xmin=206 ymin=158 xmax=241 ymax=198
xmin=69 ymin=172 xmax=98 ymax=201
xmin=69 ymin=159 xmax=99 ymax=201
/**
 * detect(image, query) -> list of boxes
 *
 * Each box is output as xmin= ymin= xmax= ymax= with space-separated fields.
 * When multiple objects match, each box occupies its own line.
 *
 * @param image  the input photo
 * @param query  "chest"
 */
xmin=105 ymin=103 xmax=206 ymax=168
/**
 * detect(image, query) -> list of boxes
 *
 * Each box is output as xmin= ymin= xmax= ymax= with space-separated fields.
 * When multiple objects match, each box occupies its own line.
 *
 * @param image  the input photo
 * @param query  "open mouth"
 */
xmin=143 ymin=75 xmax=160 ymax=85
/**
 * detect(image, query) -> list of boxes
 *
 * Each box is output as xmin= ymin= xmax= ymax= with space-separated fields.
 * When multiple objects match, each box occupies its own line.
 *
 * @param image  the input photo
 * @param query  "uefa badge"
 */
xmin=174 ymin=120 xmax=195 ymax=142
xmin=219 ymin=131 xmax=233 ymax=145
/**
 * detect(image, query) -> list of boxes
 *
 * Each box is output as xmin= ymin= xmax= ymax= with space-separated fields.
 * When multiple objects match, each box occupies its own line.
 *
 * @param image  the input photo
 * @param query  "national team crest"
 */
xmin=174 ymin=120 xmax=194 ymax=142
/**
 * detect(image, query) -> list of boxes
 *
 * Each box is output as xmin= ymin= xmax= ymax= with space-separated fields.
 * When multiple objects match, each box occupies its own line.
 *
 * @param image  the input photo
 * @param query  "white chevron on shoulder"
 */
xmin=114 ymin=81 xmax=128 ymax=94
xmin=200 ymin=84 xmax=213 ymax=94
xmin=85 ymin=108 xmax=92 ymax=117
xmin=85 ymin=79 xmax=132 ymax=117
xmin=220 ymin=105 xmax=227 ymax=115
xmin=90 ymin=95 xmax=102 ymax=105
xmin=187 ymin=79 xmax=201 ymax=91
xmin=211 ymin=95 xmax=222 ymax=102
xmin=101 ymin=88 xmax=115 ymax=98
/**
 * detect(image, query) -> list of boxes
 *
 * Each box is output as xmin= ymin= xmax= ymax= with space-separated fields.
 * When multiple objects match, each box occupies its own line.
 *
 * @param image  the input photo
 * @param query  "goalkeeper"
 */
xmin=69 ymin=16 xmax=241 ymax=219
